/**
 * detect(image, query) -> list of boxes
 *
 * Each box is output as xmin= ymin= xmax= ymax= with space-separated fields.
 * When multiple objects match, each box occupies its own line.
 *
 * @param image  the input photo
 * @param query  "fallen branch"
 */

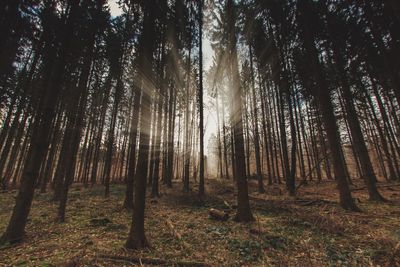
xmin=209 ymin=208 xmax=229 ymax=221
xmin=392 ymin=241 xmax=400 ymax=263
xmin=165 ymin=219 xmax=189 ymax=248
xmin=249 ymin=195 xmax=268 ymax=203
xmin=223 ymin=200 xmax=233 ymax=210
xmin=293 ymin=199 xmax=334 ymax=206
xmin=351 ymin=187 xmax=366 ymax=192
xmin=166 ymin=219 xmax=182 ymax=240
xmin=98 ymin=254 xmax=211 ymax=267
xmin=296 ymin=179 xmax=308 ymax=191
xmin=351 ymin=184 xmax=400 ymax=192
xmin=249 ymin=227 xmax=266 ymax=235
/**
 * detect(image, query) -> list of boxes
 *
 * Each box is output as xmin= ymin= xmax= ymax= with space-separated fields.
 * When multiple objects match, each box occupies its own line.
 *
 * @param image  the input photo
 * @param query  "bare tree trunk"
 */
xmin=297 ymin=0 xmax=358 ymax=211
xmin=123 ymin=83 xmax=141 ymax=209
xmin=215 ymin=89 xmax=223 ymax=179
xmin=183 ymin=43 xmax=192 ymax=192
xmin=366 ymin=75 xmax=398 ymax=180
xmin=249 ymin=46 xmax=264 ymax=193
xmin=125 ymin=0 xmax=157 ymax=248
xmin=151 ymin=96 xmax=163 ymax=198
xmin=104 ymin=78 xmax=123 ymax=198
xmin=165 ymin=83 xmax=175 ymax=187
xmin=227 ymin=0 xmax=254 ymax=222
xmin=222 ymin=99 xmax=230 ymax=180
xmin=198 ymin=0 xmax=205 ymax=198
xmin=259 ymin=71 xmax=272 ymax=185
xmin=91 ymin=75 xmax=112 ymax=185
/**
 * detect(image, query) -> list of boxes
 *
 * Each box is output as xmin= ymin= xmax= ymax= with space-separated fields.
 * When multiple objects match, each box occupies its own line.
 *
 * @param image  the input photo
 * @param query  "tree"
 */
xmin=198 ymin=0 xmax=205 ymax=198
xmin=296 ymin=0 xmax=359 ymax=211
xmin=226 ymin=0 xmax=254 ymax=222
xmin=125 ymin=0 xmax=158 ymax=249
xmin=0 ymin=0 xmax=83 ymax=244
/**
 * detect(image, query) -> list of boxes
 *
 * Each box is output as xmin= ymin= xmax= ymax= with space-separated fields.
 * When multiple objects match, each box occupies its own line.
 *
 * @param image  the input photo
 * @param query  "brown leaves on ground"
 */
xmin=0 ymin=179 xmax=400 ymax=266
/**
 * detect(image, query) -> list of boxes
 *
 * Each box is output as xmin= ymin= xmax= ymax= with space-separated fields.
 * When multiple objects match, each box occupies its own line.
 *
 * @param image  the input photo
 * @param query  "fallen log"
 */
xmin=209 ymin=208 xmax=229 ymax=221
xmin=98 ymin=254 xmax=211 ymax=267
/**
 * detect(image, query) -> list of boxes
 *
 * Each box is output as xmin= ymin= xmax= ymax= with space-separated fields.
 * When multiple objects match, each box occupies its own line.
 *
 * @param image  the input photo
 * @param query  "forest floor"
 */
xmin=1 ymin=178 xmax=400 ymax=266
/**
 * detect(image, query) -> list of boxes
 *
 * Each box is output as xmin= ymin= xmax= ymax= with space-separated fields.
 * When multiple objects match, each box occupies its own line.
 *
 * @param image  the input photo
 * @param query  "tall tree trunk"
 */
xmin=329 ymin=29 xmax=384 ymax=200
xmin=183 ymin=43 xmax=192 ymax=192
xmin=0 ymin=0 xmax=80 ymax=244
xmin=90 ymin=75 xmax=113 ymax=185
xmin=151 ymin=96 xmax=164 ymax=198
xmin=215 ymin=89 xmax=224 ymax=178
xmin=249 ymin=46 xmax=264 ymax=193
xmin=198 ymin=0 xmax=205 ymax=198
xmin=164 ymin=82 xmax=175 ymax=187
xmin=227 ymin=0 xmax=254 ymax=222
xmin=222 ymin=98 xmax=230 ymax=180
xmin=125 ymin=0 xmax=157 ymax=249
xmin=297 ymin=0 xmax=358 ymax=211
xmin=104 ymin=78 xmax=123 ymax=197
xmin=123 ymin=82 xmax=141 ymax=209
xmin=259 ymin=71 xmax=272 ymax=185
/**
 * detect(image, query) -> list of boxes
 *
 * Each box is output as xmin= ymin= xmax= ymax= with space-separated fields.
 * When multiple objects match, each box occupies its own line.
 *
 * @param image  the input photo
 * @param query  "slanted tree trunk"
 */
xmin=0 ymin=0 xmax=80 ymax=244
xmin=297 ymin=0 xmax=358 ymax=211
xmin=366 ymin=74 xmax=399 ymax=180
xmin=327 ymin=20 xmax=384 ymax=200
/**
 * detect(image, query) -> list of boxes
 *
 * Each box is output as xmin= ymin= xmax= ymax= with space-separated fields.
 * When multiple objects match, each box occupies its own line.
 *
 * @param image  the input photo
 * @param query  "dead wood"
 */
xmin=351 ymin=184 xmax=400 ymax=192
xmin=166 ymin=219 xmax=182 ymax=240
xmin=165 ymin=219 xmax=189 ymax=248
xmin=209 ymin=208 xmax=229 ymax=221
xmin=97 ymin=254 xmax=211 ymax=267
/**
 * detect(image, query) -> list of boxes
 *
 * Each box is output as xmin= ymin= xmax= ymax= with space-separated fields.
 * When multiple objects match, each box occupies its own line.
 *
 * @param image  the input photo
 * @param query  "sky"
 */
xmin=108 ymin=0 xmax=218 ymax=156
xmin=108 ymin=0 xmax=123 ymax=16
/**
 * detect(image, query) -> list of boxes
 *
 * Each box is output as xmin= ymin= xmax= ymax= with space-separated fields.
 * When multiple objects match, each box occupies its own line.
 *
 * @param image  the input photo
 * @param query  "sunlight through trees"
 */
xmin=0 ymin=0 xmax=399 ymax=265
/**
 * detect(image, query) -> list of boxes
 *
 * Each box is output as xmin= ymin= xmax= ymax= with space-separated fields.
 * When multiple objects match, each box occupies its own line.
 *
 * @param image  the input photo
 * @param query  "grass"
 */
xmin=0 ymin=179 xmax=399 ymax=266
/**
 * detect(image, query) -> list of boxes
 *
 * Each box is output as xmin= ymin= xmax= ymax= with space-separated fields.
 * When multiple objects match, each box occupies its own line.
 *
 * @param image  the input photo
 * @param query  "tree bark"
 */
xmin=227 ymin=0 xmax=254 ymax=222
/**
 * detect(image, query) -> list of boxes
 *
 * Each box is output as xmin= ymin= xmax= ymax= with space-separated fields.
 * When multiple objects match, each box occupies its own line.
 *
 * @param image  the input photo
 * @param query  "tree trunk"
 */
xmin=297 ymin=0 xmax=358 ymax=211
xmin=123 ymin=82 xmax=141 ymax=209
xmin=249 ymin=46 xmax=264 ymax=193
xmin=227 ymin=0 xmax=254 ymax=222
xmin=104 ymin=77 xmax=123 ymax=198
xmin=125 ymin=1 xmax=157 ymax=249
xmin=198 ymin=0 xmax=205 ymax=198
xmin=0 ymin=1 xmax=80 ymax=244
